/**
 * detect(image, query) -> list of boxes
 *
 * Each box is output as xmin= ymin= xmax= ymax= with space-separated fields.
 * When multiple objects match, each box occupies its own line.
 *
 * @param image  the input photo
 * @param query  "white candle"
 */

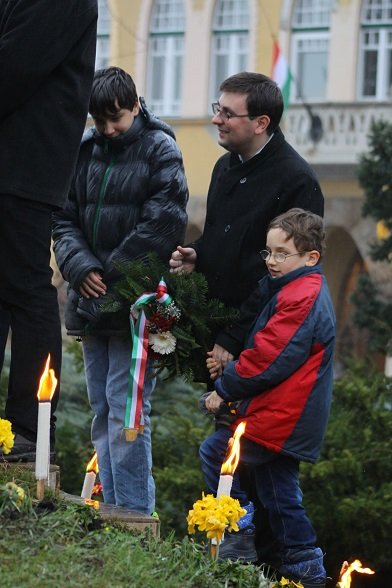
xmin=212 ymin=474 xmax=234 ymax=546
xmin=35 ymin=401 xmax=51 ymax=480
xmin=385 ymin=354 xmax=392 ymax=377
xmin=216 ymin=474 xmax=233 ymax=498
xmin=34 ymin=355 xmax=57 ymax=499
xmin=81 ymin=471 xmax=96 ymax=499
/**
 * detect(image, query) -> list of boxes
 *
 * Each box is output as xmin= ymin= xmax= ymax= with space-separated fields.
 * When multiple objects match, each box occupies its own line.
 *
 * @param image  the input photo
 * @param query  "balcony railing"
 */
xmin=281 ymin=102 xmax=392 ymax=165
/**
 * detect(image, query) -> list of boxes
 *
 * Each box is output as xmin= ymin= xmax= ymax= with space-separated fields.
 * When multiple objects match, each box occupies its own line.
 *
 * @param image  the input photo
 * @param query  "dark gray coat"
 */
xmin=53 ymin=103 xmax=188 ymax=335
xmin=0 ymin=0 xmax=97 ymax=208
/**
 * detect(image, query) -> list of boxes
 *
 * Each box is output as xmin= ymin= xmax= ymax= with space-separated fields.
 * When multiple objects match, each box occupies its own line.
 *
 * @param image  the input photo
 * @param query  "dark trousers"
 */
xmin=0 ymin=305 xmax=10 ymax=371
xmin=200 ymin=427 xmax=318 ymax=563
xmin=0 ymin=194 xmax=62 ymax=442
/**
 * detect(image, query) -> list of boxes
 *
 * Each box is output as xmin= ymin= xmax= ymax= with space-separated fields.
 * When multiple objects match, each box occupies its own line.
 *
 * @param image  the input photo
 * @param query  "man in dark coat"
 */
xmin=169 ymin=71 xmax=324 ymax=565
xmin=0 ymin=0 xmax=98 ymax=460
xmin=170 ymin=71 xmax=324 ymax=367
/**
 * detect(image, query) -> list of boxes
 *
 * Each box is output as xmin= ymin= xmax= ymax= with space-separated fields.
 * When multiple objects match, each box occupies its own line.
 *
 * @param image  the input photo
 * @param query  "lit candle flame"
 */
xmin=220 ymin=421 xmax=246 ymax=475
xmin=35 ymin=354 xmax=58 ymax=487
xmin=337 ymin=559 xmax=375 ymax=588
xmin=37 ymin=354 xmax=58 ymax=402
xmin=86 ymin=451 xmax=99 ymax=474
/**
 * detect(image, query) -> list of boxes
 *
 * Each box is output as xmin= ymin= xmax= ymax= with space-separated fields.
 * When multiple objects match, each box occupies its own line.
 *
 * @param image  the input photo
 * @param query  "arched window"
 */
xmin=96 ymin=0 xmax=111 ymax=69
xmin=147 ymin=0 xmax=185 ymax=116
xmin=291 ymin=0 xmax=331 ymax=101
xmin=359 ymin=0 xmax=392 ymax=99
xmin=210 ymin=0 xmax=249 ymax=103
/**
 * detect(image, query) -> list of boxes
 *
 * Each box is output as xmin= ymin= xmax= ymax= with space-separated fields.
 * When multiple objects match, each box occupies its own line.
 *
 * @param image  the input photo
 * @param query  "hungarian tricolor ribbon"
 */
xmin=124 ymin=278 xmax=172 ymax=442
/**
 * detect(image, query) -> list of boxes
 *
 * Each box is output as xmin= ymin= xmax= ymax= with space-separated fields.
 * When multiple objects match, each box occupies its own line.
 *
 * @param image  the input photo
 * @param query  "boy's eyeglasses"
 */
xmin=260 ymin=250 xmax=302 ymax=263
xmin=211 ymin=102 xmax=253 ymax=121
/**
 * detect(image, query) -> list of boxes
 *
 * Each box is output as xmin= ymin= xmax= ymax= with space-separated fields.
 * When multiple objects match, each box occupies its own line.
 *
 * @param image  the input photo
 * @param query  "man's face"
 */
xmin=212 ymin=91 xmax=262 ymax=159
xmin=93 ymin=100 xmax=139 ymax=137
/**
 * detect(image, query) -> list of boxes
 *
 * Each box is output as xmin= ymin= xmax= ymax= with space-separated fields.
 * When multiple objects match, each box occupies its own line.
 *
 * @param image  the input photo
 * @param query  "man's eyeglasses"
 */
xmin=211 ymin=102 xmax=253 ymax=121
xmin=260 ymin=250 xmax=302 ymax=263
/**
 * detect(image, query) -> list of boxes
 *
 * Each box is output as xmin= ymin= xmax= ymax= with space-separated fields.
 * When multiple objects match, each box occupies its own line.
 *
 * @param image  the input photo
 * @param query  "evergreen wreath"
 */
xmin=103 ymin=254 xmax=239 ymax=382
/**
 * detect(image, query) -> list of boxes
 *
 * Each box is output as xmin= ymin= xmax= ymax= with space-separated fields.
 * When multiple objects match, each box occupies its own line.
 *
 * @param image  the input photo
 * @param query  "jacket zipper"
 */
xmin=91 ymin=148 xmax=115 ymax=254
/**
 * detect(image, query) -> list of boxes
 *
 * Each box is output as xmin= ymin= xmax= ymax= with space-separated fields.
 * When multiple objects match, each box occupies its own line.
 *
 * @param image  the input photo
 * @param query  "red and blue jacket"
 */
xmin=214 ymin=265 xmax=336 ymax=463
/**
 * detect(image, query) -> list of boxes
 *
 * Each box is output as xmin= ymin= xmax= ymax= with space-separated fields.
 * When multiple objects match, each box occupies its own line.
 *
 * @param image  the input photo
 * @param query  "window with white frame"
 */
xmin=359 ymin=0 xmax=392 ymax=100
xmin=96 ymin=0 xmax=111 ymax=70
xmin=147 ymin=0 xmax=185 ymax=116
xmin=210 ymin=0 xmax=249 ymax=105
xmin=291 ymin=0 xmax=332 ymax=102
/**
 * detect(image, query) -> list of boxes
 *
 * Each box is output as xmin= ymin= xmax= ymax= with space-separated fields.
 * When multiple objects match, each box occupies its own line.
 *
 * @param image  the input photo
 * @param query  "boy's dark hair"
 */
xmin=219 ymin=72 xmax=283 ymax=135
xmin=268 ymin=208 xmax=326 ymax=258
xmin=89 ymin=66 xmax=138 ymax=119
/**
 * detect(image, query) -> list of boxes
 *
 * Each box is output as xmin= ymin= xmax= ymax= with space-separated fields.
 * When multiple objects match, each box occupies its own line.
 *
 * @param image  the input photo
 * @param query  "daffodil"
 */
xmin=275 ymin=578 xmax=304 ymax=588
xmin=0 ymin=418 xmax=14 ymax=454
xmin=0 ymin=481 xmax=27 ymax=514
xmin=187 ymin=493 xmax=246 ymax=543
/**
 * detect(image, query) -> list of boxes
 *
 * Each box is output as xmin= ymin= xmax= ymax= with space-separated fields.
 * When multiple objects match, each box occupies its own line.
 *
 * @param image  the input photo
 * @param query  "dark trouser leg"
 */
xmin=239 ymin=463 xmax=282 ymax=566
xmin=254 ymin=456 xmax=326 ymax=584
xmin=0 ymin=306 xmax=10 ymax=373
xmin=0 ymin=194 xmax=62 ymax=442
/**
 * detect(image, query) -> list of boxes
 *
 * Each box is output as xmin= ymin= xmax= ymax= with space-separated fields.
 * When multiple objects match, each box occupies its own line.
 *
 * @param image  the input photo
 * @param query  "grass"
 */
xmin=0 ymin=464 xmax=279 ymax=588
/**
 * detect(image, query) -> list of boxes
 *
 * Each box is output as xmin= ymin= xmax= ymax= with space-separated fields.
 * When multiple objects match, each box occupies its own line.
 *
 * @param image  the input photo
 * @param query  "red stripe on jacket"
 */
xmin=235 ymin=274 xmax=322 ymax=379
xmin=233 ymin=342 xmax=326 ymax=452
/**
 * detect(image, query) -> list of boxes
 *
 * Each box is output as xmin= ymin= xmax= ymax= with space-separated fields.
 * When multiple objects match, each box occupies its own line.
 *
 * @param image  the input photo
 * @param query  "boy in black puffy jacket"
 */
xmin=53 ymin=67 xmax=188 ymax=515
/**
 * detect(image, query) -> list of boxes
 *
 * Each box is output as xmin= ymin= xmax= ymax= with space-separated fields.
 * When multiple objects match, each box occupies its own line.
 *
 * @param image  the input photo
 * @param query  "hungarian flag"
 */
xmin=272 ymin=40 xmax=292 ymax=111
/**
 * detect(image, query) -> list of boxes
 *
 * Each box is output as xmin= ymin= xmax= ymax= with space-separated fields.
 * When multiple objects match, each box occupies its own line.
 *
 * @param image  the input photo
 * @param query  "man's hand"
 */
xmin=210 ymin=344 xmax=234 ymax=374
xmin=169 ymin=246 xmax=197 ymax=274
xmin=80 ymin=271 xmax=107 ymax=298
xmin=206 ymin=351 xmax=221 ymax=380
xmin=205 ymin=391 xmax=224 ymax=413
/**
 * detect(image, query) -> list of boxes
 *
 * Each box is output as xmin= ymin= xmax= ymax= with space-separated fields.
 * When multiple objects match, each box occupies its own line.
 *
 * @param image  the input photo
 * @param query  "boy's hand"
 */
xmin=80 ymin=271 xmax=107 ymax=298
xmin=205 ymin=391 xmax=224 ymax=413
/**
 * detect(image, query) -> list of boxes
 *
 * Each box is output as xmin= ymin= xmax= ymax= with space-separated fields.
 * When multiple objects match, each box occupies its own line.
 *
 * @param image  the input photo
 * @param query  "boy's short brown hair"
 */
xmin=89 ymin=66 xmax=138 ymax=119
xmin=268 ymin=208 xmax=326 ymax=258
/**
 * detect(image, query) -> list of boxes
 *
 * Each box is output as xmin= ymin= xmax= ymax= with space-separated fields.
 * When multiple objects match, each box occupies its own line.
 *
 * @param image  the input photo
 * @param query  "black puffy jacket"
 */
xmin=53 ymin=101 xmax=188 ymax=335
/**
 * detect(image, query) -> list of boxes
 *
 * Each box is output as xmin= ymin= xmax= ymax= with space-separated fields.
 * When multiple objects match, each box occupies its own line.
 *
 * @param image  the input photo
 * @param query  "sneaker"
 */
xmin=279 ymin=547 xmax=326 ymax=587
xmin=0 ymin=434 xmax=55 ymax=463
xmin=237 ymin=501 xmax=255 ymax=530
xmin=218 ymin=528 xmax=258 ymax=563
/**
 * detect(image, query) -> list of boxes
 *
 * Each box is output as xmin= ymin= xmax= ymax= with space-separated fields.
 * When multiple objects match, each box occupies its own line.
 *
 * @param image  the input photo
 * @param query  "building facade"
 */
xmin=97 ymin=0 xmax=392 ymax=361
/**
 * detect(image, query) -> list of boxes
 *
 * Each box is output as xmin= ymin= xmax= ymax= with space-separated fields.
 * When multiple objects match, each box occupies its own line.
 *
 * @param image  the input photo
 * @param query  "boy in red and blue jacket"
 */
xmin=200 ymin=208 xmax=336 ymax=588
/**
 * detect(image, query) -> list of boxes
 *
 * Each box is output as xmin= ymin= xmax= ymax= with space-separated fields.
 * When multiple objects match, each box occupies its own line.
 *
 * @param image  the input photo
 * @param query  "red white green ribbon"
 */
xmin=124 ymin=278 xmax=172 ymax=440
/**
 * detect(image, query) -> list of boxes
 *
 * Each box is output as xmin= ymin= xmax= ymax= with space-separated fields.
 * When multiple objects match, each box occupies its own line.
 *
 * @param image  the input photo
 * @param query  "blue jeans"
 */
xmin=200 ymin=427 xmax=321 ymax=566
xmin=83 ymin=335 xmax=155 ymax=515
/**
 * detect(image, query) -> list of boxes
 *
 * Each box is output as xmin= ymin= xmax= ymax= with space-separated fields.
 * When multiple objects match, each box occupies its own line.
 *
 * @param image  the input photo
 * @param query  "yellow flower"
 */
xmin=187 ymin=493 xmax=246 ymax=542
xmin=275 ymin=579 xmax=304 ymax=588
xmin=0 ymin=418 xmax=14 ymax=454
xmin=4 ymin=482 xmax=25 ymax=507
